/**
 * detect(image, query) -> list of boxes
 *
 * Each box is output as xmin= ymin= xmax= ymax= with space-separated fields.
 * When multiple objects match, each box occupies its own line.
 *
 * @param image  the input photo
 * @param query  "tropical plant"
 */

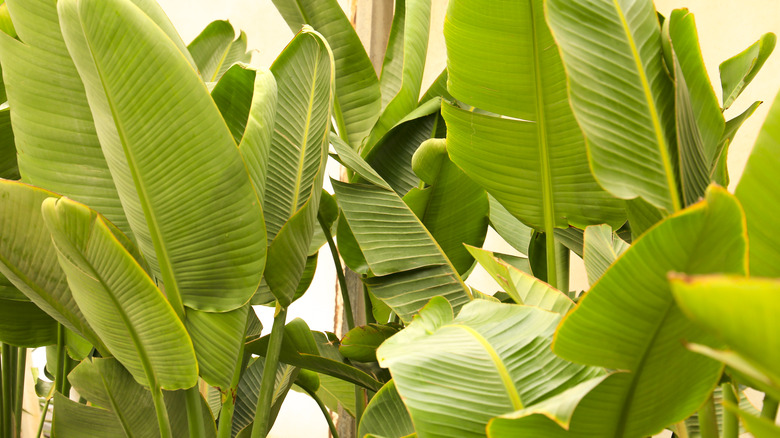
xmin=0 ymin=0 xmax=778 ymax=438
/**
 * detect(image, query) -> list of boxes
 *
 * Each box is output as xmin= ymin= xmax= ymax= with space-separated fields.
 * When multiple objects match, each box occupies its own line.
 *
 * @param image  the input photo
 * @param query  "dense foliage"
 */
xmin=0 ymin=0 xmax=778 ymax=437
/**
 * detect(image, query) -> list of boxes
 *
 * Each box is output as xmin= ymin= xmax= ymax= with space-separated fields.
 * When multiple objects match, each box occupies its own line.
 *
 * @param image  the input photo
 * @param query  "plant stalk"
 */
xmin=721 ymin=382 xmax=739 ymax=438
xmin=362 ymin=284 xmax=375 ymax=325
xmin=2 ymin=343 xmax=12 ymax=438
xmin=761 ymin=394 xmax=779 ymax=421
xmin=12 ymin=348 xmax=25 ymax=438
xmin=698 ymin=393 xmax=719 ymax=438
xmin=185 ymin=384 xmax=206 ymax=438
xmin=217 ymin=315 xmax=253 ymax=438
xmin=35 ymin=397 xmax=51 ymax=438
xmin=55 ymin=326 xmax=67 ymax=396
xmin=354 ymin=387 xmax=366 ymax=427
xmin=545 ymin=230 xmax=558 ymax=289
xmin=318 ymin=213 xmax=355 ymax=331
xmin=300 ymin=385 xmax=339 ymax=438
xmin=250 ymin=304 xmax=287 ymax=438
xmin=150 ymin=383 xmax=173 ymax=438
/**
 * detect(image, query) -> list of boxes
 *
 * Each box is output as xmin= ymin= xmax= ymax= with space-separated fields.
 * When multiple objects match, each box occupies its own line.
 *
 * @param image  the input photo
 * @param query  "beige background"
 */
xmin=25 ymin=1 xmax=779 ymax=437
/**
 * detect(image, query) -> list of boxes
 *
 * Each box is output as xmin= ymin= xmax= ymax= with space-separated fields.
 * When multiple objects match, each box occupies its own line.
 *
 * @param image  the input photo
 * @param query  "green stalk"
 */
xmin=698 ymin=393 xmax=718 ymax=438
xmin=185 ymin=385 xmax=206 ymax=438
xmin=12 ymin=348 xmax=25 ymax=438
xmin=2 ymin=343 xmax=12 ymax=438
xmin=150 ymin=383 xmax=173 ymax=438
xmin=55 ymin=326 xmax=67 ymax=396
xmin=217 ymin=316 xmax=252 ymax=438
xmin=300 ymin=385 xmax=339 ymax=438
xmin=250 ymin=304 xmax=287 ymax=438
xmin=761 ymin=394 xmax=779 ymax=421
xmin=545 ymin=230 xmax=557 ymax=289
xmin=318 ymin=213 xmax=354 ymax=331
xmin=35 ymin=396 xmax=51 ymax=438
xmin=0 ymin=345 xmax=4 ymax=438
xmin=354 ymin=387 xmax=366 ymax=426
xmin=721 ymin=382 xmax=739 ymax=438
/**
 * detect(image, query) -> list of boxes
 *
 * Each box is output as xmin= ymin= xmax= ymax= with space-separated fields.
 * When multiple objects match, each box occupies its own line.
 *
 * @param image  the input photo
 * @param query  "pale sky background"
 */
xmin=27 ymin=0 xmax=780 ymax=436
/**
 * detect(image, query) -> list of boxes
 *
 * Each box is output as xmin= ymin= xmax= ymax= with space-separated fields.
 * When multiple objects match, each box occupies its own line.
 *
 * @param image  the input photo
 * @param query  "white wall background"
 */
xmin=26 ymin=1 xmax=778 ymax=437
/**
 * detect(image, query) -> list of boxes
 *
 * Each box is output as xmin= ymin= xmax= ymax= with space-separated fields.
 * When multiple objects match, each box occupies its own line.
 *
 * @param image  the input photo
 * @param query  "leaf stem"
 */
xmin=761 ymin=394 xmax=779 ymax=421
xmin=362 ymin=284 xmax=375 ymax=325
xmin=217 ymin=314 xmax=252 ymax=438
xmin=354 ymin=387 xmax=366 ymax=427
xmin=698 ymin=393 xmax=719 ymax=438
xmin=300 ymin=385 xmax=339 ymax=438
xmin=721 ymin=382 xmax=739 ymax=438
xmin=318 ymin=213 xmax=354 ymax=331
xmin=55 ymin=326 xmax=67 ymax=396
xmin=13 ymin=348 xmax=25 ymax=438
xmin=150 ymin=382 xmax=173 ymax=438
xmin=185 ymin=384 xmax=206 ymax=438
xmin=545 ymin=230 xmax=558 ymax=289
xmin=250 ymin=304 xmax=287 ymax=438
xmin=673 ymin=421 xmax=689 ymax=438
xmin=2 ymin=343 xmax=12 ymax=438
xmin=35 ymin=395 xmax=52 ymax=438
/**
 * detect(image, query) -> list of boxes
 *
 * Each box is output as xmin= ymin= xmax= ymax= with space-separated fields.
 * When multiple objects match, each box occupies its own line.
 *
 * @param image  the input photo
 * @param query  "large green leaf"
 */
xmin=0 ymin=180 xmax=101 ymax=348
xmin=377 ymin=297 xmax=603 ymax=438
xmin=358 ymin=380 xmax=414 ymax=438
xmin=720 ymin=32 xmax=776 ymax=110
xmin=666 ymin=9 xmax=725 ymax=206
xmin=670 ymin=276 xmax=780 ymax=383
xmin=364 ymin=0 xmax=432 ymax=150
xmin=211 ymin=62 xmax=277 ymax=211
xmin=187 ymin=20 xmax=251 ymax=82
xmin=185 ymin=306 xmax=248 ymax=388
xmin=333 ymin=180 xmax=472 ymax=323
xmin=272 ymin=0 xmax=380 ymax=148
xmin=0 ymin=297 xmax=57 ymax=347
xmin=59 ymin=0 xmax=266 ymax=313
xmin=546 ymin=0 xmax=680 ymax=212
xmin=467 ymin=246 xmax=573 ymax=314
xmin=263 ymin=27 xmax=333 ymax=306
xmin=363 ymin=98 xmax=443 ymax=196
xmin=53 ymin=393 xmax=125 ymax=438
xmin=735 ymin=89 xmax=780 ymax=277
xmin=42 ymin=196 xmax=198 ymax=390
xmin=582 ymin=224 xmax=629 ymax=286
xmin=444 ymin=0 xmax=625 ymax=232
xmin=0 ymin=0 xmax=127 ymax=232
xmin=552 ymin=187 xmax=746 ymax=437
xmin=404 ymin=138 xmax=488 ymax=275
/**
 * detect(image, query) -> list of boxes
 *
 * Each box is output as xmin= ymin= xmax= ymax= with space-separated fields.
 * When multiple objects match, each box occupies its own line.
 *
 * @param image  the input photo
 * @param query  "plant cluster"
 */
xmin=0 ymin=0 xmax=778 ymax=437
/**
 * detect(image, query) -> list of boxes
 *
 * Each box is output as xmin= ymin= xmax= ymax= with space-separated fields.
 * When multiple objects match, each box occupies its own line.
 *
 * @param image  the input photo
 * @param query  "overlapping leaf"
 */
xmin=331 ymin=137 xmax=472 ymax=322
xmin=0 ymin=180 xmax=101 ymax=349
xmin=666 ymin=9 xmax=725 ymax=206
xmin=42 ymin=196 xmax=197 ymax=390
xmin=582 ymin=225 xmax=629 ymax=286
xmin=546 ymin=0 xmax=680 ymax=212
xmin=59 ymin=0 xmax=266 ymax=313
xmin=735 ymin=89 xmax=780 ymax=277
xmin=263 ymin=27 xmax=333 ymax=307
xmin=358 ymin=381 xmax=414 ymax=438
xmin=553 ymin=187 xmax=746 ymax=437
xmin=187 ymin=20 xmax=251 ymax=82
xmin=444 ymin=0 xmax=625 ymax=232
xmin=272 ymin=0 xmax=380 ymax=147
xmin=403 ymin=138 xmax=488 ymax=275
xmin=377 ymin=297 xmax=604 ymax=438
xmin=720 ymin=32 xmax=776 ymax=110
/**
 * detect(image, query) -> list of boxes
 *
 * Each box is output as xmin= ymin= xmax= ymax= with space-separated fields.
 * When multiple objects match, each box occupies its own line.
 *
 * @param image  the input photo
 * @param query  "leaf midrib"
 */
xmin=612 ymin=0 xmax=681 ymax=212
xmin=450 ymin=323 xmax=523 ymax=411
xmin=289 ymin=39 xmax=321 ymax=217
